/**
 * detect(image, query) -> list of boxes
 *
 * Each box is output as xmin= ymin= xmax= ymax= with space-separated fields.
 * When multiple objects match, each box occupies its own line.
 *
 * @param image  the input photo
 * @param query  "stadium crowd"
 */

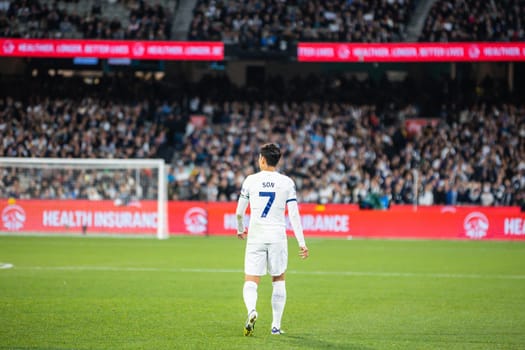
xmin=0 ymin=1 xmax=523 ymax=212
xmin=168 ymin=98 xmax=524 ymax=207
xmin=1 ymin=73 xmax=523 ymax=207
xmin=0 ymin=0 xmax=172 ymax=40
xmin=3 ymin=0 xmax=523 ymax=45
xmin=188 ymin=0 xmax=415 ymax=48
xmin=419 ymin=0 xmax=525 ymax=42
xmin=0 ymin=94 xmax=165 ymax=201
xmin=189 ymin=0 xmax=525 ymax=45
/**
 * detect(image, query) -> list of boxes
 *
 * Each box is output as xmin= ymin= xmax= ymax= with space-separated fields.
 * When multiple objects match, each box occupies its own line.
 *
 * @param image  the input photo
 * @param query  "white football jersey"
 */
xmin=239 ymin=170 xmax=297 ymax=243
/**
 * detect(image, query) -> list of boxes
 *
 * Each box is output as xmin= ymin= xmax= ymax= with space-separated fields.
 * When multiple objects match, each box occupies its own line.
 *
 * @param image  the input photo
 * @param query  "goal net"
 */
xmin=0 ymin=158 xmax=168 ymax=239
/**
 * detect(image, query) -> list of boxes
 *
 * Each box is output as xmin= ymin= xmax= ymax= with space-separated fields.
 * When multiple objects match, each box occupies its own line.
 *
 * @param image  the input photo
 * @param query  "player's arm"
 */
xmin=235 ymin=181 xmax=249 ymax=240
xmin=287 ymin=197 xmax=309 ymax=259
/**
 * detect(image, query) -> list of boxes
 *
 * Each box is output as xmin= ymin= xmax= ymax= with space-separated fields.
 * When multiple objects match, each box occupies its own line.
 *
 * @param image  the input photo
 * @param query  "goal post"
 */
xmin=0 ymin=157 xmax=168 ymax=239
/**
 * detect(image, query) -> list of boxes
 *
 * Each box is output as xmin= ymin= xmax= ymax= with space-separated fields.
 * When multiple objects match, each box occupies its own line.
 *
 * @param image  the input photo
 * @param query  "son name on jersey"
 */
xmin=262 ymin=182 xmax=275 ymax=188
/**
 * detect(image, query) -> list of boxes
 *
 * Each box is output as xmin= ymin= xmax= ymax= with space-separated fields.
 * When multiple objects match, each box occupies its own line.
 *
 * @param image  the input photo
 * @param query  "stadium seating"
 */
xmin=0 ymin=0 xmax=174 ymax=40
xmin=4 ymin=0 xmax=522 ymax=44
xmin=419 ymin=0 xmax=525 ymax=42
xmin=189 ymin=0 xmax=524 ymax=44
xmin=0 ymin=0 xmax=523 ymax=206
xmin=188 ymin=0 xmax=416 ymax=46
xmin=1 ymin=72 xmax=523 ymax=206
xmin=0 ymin=0 xmax=417 ymax=43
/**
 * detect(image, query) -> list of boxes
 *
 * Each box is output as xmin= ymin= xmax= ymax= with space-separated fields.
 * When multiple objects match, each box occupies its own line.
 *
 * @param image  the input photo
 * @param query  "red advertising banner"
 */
xmin=0 ymin=39 xmax=224 ymax=60
xmin=2 ymin=199 xmax=524 ymax=240
xmin=168 ymin=201 xmax=525 ymax=240
xmin=298 ymin=42 xmax=525 ymax=62
xmin=0 ymin=199 xmax=158 ymax=235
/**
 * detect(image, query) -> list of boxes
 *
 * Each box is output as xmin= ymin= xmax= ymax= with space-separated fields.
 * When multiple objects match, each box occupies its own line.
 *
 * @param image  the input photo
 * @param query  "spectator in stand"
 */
xmin=418 ymin=182 xmax=435 ymax=205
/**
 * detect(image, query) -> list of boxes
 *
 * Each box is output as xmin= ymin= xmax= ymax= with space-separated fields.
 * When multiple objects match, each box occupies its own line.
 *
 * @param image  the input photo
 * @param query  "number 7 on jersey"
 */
xmin=259 ymin=191 xmax=275 ymax=218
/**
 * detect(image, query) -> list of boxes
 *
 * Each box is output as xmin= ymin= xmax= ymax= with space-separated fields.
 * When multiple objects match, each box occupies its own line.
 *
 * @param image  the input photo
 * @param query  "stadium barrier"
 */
xmin=172 ymin=201 xmax=524 ymax=240
xmin=0 ymin=199 xmax=158 ymax=235
xmin=2 ymin=199 xmax=524 ymax=240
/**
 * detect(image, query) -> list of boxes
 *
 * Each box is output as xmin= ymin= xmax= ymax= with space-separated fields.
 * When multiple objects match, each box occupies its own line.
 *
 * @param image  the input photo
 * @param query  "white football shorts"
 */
xmin=244 ymin=241 xmax=288 ymax=276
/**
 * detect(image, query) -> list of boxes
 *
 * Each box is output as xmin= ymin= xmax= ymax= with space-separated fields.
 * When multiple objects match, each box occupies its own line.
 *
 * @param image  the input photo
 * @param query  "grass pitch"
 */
xmin=0 ymin=235 xmax=524 ymax=350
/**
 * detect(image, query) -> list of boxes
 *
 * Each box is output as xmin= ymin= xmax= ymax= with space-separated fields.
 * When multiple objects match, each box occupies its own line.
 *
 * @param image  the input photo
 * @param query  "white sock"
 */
xmin=243 ymin=281 xmax=258 ymax=314
xmin=271 ymin=280 xmax=286 ymax=329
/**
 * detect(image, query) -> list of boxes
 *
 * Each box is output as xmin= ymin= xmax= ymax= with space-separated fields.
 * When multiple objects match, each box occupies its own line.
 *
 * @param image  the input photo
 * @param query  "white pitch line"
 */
xmin=291 ymin=270 xmax=525 ymax=280
xmin=10 ymin=266 xmax=525 ymax=280
xmin=0 ymin=263 xmax=14 ymax=269
xmin=17 ymin=266 xmax=242 ymax=273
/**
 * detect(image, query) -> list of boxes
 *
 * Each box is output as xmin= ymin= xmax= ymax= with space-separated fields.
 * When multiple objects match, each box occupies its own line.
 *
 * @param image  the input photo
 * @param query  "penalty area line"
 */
xmin=12 ymin=265 xmax=525 ymax=280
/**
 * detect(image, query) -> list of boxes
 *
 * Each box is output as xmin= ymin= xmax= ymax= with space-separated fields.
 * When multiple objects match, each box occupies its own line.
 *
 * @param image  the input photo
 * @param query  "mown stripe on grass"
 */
xmin=11 ymin=266 xmax=525 ymax=280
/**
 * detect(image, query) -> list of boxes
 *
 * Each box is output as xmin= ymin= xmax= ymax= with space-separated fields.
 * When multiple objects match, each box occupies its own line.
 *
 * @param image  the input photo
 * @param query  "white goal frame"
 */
xmin=0 ymin=157 xmax=168 ymax=239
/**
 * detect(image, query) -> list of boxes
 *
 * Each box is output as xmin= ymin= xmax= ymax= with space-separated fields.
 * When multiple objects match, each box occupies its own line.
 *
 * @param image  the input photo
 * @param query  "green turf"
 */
xmin=0 ymin=236 xmax=524 ymax=350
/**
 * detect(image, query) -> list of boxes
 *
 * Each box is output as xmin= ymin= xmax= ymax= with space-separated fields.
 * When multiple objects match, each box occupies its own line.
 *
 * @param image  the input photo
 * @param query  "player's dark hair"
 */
xmin=260 ymin=143 xmax=281 ymax=167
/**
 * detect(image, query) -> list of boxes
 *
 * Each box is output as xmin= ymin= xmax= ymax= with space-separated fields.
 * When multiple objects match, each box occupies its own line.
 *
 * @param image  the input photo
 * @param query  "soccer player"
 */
xmin=235 ymin=143 xmax=309 ymax=336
